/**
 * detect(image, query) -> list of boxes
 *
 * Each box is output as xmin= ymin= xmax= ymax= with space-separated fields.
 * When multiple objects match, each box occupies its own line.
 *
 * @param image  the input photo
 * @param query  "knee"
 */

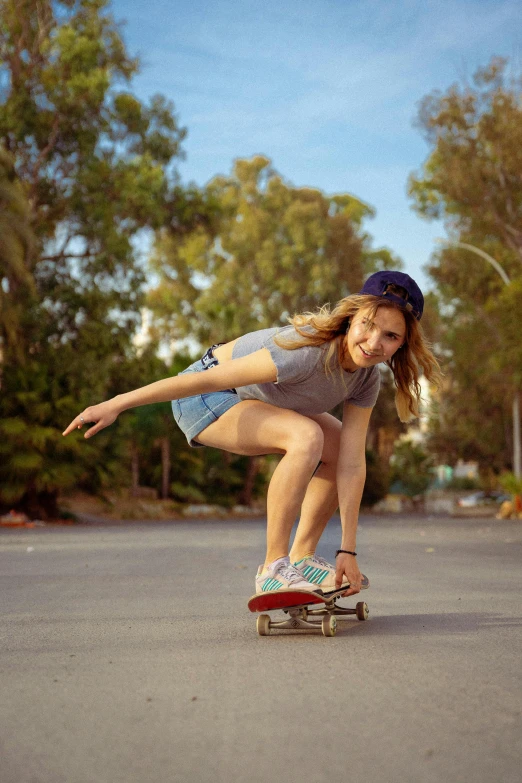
xmin=321 ymin=431 xmax=341 ymax=468
xmin=286 ymin=422 xmax=324 ymax=462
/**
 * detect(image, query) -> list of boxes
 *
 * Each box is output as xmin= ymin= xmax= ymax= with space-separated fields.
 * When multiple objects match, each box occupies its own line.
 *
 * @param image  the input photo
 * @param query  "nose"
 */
xmin=366 ymin=330 xmax=381 ymax=350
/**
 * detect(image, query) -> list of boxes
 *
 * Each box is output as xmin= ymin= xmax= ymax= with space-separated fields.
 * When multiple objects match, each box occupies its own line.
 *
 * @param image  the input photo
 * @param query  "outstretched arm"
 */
xmin=62 ymin=348 xmax=277 ymax=439
xmin=334 ymin=402 xmax=373 ymax=595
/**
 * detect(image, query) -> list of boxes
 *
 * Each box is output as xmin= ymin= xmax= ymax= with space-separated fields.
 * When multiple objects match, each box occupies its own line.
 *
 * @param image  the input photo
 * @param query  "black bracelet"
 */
xmin=336 ymin=549 xmax=357 ymax=557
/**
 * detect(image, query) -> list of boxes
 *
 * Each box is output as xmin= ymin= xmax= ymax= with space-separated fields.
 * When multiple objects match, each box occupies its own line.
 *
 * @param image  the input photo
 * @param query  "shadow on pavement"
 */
xmin=349 ymin=611 xmax=522 ymax=636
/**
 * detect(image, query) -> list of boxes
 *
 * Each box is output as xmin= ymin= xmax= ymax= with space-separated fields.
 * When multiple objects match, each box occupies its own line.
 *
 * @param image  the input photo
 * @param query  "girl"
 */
xmin=63 ymin=271 xmax=441 ymax=598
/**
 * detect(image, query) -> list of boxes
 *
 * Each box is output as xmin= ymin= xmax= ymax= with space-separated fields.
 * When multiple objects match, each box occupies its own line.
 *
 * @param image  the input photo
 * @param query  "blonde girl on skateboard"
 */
xmin=63 ymin=271 xmax=441 ymax=598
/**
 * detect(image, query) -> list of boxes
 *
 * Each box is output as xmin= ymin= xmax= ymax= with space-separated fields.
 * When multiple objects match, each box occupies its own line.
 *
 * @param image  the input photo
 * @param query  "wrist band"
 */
xmin=336 ymin=549 xmax=357 ymax=557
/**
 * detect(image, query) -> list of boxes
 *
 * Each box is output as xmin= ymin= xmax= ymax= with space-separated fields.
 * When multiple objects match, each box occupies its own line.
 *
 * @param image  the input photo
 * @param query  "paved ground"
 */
xmin=1 ymin=513 xmax=521 ymax=783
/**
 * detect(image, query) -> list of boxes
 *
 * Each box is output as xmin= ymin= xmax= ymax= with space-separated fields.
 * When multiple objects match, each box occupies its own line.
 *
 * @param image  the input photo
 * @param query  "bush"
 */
xmin=390 ymin=440 xmax=434 ymax=498
xmin=499 ymin=472 xmax=522 ymax=496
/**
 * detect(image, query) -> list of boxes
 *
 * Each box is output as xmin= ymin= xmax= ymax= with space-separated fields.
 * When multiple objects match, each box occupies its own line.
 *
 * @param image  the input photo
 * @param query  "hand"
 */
xmin=62 ymin=399 xmax=120 ymax=439
xmin=335 ymin=553 xmax=363 ymax=596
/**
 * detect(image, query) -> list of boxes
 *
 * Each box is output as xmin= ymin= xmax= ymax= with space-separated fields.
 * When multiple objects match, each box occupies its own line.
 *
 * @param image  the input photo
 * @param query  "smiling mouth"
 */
xmin=359 ymin=347 xmax=380 ymax=358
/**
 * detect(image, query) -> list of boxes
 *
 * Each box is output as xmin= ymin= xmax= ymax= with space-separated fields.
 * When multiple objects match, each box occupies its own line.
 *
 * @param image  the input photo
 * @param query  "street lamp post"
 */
xmin=437 ymin=239 xmax=521 ymax=480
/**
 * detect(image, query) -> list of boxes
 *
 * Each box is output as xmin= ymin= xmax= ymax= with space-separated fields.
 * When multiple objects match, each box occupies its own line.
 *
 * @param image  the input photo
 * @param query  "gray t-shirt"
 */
xmin=231 ymin=326 xmax=380 ymax=414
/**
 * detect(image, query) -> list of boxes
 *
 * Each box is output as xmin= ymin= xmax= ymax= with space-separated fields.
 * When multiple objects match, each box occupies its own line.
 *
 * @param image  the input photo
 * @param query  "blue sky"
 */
xmin=111 ymin=0 xmax=521 ymax=291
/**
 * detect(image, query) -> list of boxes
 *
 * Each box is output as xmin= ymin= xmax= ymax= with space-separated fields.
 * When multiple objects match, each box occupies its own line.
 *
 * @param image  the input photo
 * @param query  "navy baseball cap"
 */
xmin=359 ymin=271 xmax=424 ymax=321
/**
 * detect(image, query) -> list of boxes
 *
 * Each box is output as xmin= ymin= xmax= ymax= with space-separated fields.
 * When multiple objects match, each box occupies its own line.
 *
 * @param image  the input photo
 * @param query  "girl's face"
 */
xmin=343 ymin=306 xmax=407 ymax=371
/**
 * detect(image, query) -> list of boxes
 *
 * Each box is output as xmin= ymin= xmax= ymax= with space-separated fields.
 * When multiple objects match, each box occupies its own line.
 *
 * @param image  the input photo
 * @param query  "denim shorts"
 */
xmin=171 ymin=344 xmax=241 ymax=448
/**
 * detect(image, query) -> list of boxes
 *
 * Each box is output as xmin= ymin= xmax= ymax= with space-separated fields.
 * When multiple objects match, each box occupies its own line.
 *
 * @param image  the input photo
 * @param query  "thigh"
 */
xmin=194 ymin=399 xmax=323 ymax=456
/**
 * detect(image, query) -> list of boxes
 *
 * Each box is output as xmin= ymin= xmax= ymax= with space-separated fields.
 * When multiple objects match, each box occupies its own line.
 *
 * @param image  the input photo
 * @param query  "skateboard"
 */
xmin=247 ymin=588 xmax=369 ymax=637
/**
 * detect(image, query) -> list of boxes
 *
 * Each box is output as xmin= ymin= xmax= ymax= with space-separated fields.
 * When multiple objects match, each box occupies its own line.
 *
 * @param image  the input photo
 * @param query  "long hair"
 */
xmin=273 ymin=294 xmax=442 ymax=422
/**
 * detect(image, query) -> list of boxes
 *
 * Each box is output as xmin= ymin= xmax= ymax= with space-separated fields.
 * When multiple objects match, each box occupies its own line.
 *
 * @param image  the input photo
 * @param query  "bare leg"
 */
xmin=263 ymin=448 xmax=324 ymax=567
xmin=289 ymin=461 xmax=339 ymax=562
xmin=288 ymin=412 xmax=342 ymax=562
xmin=193 ymin=400 xmax=325 ymax=568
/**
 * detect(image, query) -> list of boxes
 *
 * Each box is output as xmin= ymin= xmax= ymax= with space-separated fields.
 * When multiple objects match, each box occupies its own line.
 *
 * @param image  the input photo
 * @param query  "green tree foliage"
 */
xmin=409 ymin=57 xmax=522 ymax=264
xmin=148 ymin=155 xmax=401 ymax=346
xmin=147 ymin=155 xmax=403 ymax=506
xmin=0 ymin=0 xmax=187 ymax=516
xmin=409 ymin=57 xmax=522 ymax=471
xmin=0 ymin=147 xmax=36 ymax=360
xmin=390 ymin=440 xmax=434 ymax=498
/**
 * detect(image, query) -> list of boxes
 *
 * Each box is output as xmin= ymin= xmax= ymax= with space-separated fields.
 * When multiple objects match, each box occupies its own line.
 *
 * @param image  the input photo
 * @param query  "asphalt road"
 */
xmin=1 ymin=513 xmax=521 ymax=783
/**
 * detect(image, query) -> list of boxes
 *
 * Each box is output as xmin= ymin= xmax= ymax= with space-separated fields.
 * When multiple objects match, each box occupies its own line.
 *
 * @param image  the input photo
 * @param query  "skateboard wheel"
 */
xmin=301 ymin=608 xmax=308 ymax=621
xmin=356 ymin=601 xmax=369 ymax=621
xmin=321 ymin=615 xmax=337 ymax=637
xmin=257 ymin=614 xmax=271 ymax=636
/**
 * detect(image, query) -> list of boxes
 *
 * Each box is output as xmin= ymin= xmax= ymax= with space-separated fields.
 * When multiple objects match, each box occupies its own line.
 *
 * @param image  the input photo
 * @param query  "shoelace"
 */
xmin=309 ymin=554 xmax=333 ymax=569
xmin=278 ymin=564 xmax=307 ymax=584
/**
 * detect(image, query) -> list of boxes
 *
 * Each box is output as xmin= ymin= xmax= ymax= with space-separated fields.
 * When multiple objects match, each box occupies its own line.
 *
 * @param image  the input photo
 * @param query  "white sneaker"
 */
xmin=292 ymin=554 xmax=370 ymax=592
xmin=255 ymin=557 xmax=321 ymax=594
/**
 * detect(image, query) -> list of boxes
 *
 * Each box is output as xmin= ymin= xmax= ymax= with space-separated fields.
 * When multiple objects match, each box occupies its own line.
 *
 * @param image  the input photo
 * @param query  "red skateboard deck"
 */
xmin=248 ymin=579 xmax=369 ymax=614
xmin=248 ymin=589 xmax=326 ymax=613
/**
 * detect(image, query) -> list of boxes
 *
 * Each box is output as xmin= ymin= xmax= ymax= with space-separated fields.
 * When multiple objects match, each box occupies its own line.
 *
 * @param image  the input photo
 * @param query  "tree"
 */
xmin=0 ymin=0 xmax=187 ymax=516
xmin=409 ymin=57 xmax=522 ymax=266
xmin=147 ymin=155 xmax=401 ymax=346
xmin=409 ymin=57 xmax=522 ymax=472
xmin=147 ymin=155 xmax=402 ymax=504
xmin=0 ymin=147 xmax=36 ymax=361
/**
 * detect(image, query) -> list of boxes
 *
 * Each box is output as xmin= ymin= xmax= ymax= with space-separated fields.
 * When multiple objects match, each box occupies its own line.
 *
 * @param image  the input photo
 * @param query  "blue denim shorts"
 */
xmin=171 ymin=345 xmax=241 ymax=448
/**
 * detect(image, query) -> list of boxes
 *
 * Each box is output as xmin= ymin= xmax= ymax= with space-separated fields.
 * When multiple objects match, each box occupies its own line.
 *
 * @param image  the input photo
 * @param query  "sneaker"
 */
xmin=292 ymin=554 xmax=370 ymax=593
xmin=255 ymin=557 xmax=321 ymax=594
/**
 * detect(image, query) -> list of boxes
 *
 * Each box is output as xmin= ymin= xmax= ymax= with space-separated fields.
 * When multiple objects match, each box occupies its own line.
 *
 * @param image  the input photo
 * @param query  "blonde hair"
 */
xmin=273 ymin=294 xmax=442 ymax=422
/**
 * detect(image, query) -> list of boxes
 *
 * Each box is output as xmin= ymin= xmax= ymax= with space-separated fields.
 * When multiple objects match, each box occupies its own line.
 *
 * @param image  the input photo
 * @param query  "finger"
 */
xmin=84 ymin=421 xmax=104 ymax=438
xmin=62 ymin=416 xmax=84 ymax=436
xmin=343 ymin=576 xmax=361 ymax=596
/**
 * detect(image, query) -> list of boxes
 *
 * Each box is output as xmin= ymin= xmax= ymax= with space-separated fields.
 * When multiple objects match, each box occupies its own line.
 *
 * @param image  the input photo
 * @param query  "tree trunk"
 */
xmin=160 ymin=437 xmax=170 ymax=499
xmin=238 ymin=456 xmax=258 ymax=506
